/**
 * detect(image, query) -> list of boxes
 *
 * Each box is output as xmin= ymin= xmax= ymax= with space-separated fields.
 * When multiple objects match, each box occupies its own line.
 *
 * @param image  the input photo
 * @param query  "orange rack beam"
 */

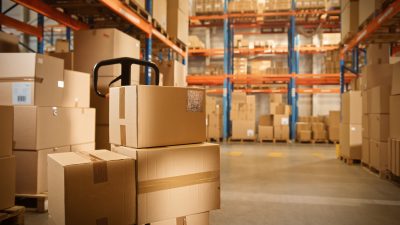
xmin=206 ymin=88 xmax=340 ymax=94
xmin=0 ymin=14 xmax=43 ymax=39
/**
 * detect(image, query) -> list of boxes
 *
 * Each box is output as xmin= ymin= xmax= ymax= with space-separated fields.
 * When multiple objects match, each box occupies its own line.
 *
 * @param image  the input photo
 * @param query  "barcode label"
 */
xmin=12 ymin=82 xmax=32 ymax=105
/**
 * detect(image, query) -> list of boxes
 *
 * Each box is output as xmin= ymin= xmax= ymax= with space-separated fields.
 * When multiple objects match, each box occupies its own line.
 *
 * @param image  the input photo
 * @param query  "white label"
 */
xmin=247 ymin=129 xmax=254 ymax=137
xmin=12 ymin=82 xmax=32 ymax=105
xmin=351 ymin=127 xmax=356 ymax=131
xmin=187 ymin=90 xmax=204 ymax=112
xmin=281 ymin=118 xmax=289 ymax=125
xmin=58 ymin=81 xmax=64 ymax=88
xmin=291 ymin=88 xmax=296 ymax=97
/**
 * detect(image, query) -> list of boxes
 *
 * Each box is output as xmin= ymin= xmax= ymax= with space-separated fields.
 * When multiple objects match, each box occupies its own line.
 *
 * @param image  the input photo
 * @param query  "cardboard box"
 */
xmin=270 ymin=94 xmax=283 ymax=103
xmin=341 ymin=91 xmax=362 ymax=124
xmin=359 ymin=0 xmax=384 ymax=25
xmin=0 ymin=53 xmax=64 ymax=106
xmin=159 ymin=60 xmax=187 ymax=87
xmin=153 ymin=0 xmax=167 ymax=29
xmin=370 ymin=140 xmax=388 ymax=171
xmin=0 ymin=106 xmax=13 ymax=157
xmin=274 ymin=125 xmax=289 ymax=140
xmin=296 ymin=122 xmax=312 ymax=132
xmin=366 ymin=43 xmax=389 ymax=65
xmin=167 ymin=0 xmax=189 ymax=14
xmin=14 ymin=106 xmax=95 ymax=150
xmin=363 ymin=64 xmax=393 ymax=89
xmin=150 ymin=212 xmax=209 ymax=225
xmin=96 ymin=125 xmax=110 ymax=150
xmin=341 ymin=0 xmax=358 ymax=41
xmin=14 ymin=146 xmax=70 ymax=194
xmin=70 ymin=142 xmax=95 ymax=152
xmin=340 ymin=123 xmax=362 ymax=159
xmin=329 ymin=126 xmax=340 ymax=142
xmin=48 ymin=52 xmax=74 ymax=70
xmin=329 ymin=111 xmax=340 ymax=126
xmin=313 ymin=130 xmax=327 ymax=140
xmin=388 ymin=139 xmax=400 ymax=176
xmin=368 ymin=114 xmax=389 ymax=141
xmin=55 ymin=40 xmax=69 ymax=53
xmin=232 ymin=120 xmax=256 ymax=139
xmin=276 ymin=104 xmax=291 ymax=115
xmin=62 ymin=70 xmax=90 ymax=108
xmin=298 ymin=130 xmax=312 ymax=142
xmin=109 ymin=86 xmax=206 ymax=148
xmin=48 ymin=150 xmax=136 ymax=225
xmin=362 ymin=115 xmax=369 ymax=138
xmin=273 ymin=115 xmax=289 ymax=126
xmin=392 ymin=62 xmax=400 ymax=96
xmin=111 ymin=143 xmax=220 ymax=225
xmin=74 ymin=29 xmax=140 ymax=77
xmin=362 ymin=91 xmax=368 ymax=114
xmin=368 ymin=85 xmax=390 ymax=114
xmin=390 ymin=95 xmax=400 ymax=138
xmin=362 ymin=138 xmax=370 ymax=164
xmin=0 ymin=31 xmax=19 ymax=52
xmin=167 ymin=7 xmax=189 ymax=45
xmin=0 ymin=156 xmax=16 ymax=210
xmin=258 ymin=126 xmax=273 ymax=140
xmin=259 ymin=115 xmax=273 ymax=126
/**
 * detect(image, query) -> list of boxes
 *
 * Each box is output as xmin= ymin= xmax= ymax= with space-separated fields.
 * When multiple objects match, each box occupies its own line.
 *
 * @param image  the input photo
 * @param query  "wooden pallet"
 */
xmin=312 ymin=139 xmax=329 ymax=144
xmin=207 ymin=137 xmax=222 ymax=143
xmin=122 ymin=0 xmax=151 ymax=23
xmin=259 ymin=139 xmax=274 ymax=143
xmin=387 ymin=172 xmax=400 ymax=186
xmin=228 ymin=138 xmax=257 ymax=143
xmin=15 ymin=193 xmax=47 ymax=213
xmin=0 ymin=206 xmax=25 ymax=225
xmin=362 ymin=162 xmax=389 ymax=179
xmin=339 ymin=156 xmax=361 ymax=165
xmin=274 ymin=139 xmax=291 ymax=144
xmin=151 ymin=19 xmax=169 ymax=37
xmin=298 ymin=140 xmax=313 ymax=143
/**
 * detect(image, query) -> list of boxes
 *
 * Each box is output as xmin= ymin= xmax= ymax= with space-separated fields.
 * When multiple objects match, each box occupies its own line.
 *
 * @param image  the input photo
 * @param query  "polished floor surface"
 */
xmin=25 ymin=143 xmax=400 ymax=225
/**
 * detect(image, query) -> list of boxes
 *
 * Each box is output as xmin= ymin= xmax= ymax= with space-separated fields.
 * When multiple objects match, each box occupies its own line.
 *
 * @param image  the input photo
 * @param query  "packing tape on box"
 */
xmin=75 ymin=151 xmax=108 ymax=184
xmin=0 ymin=77 xmax=44 ymax=83
xmin=138 ymin=170 xmax=220 ymax=194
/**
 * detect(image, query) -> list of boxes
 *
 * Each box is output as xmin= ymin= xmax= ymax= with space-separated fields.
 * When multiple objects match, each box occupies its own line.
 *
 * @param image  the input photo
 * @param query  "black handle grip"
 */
xmin=93 ymin=57 xmax=160 ymax=97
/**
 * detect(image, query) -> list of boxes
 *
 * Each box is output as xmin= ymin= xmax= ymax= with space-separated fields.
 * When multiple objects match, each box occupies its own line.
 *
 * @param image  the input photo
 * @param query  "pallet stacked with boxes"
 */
xmin=361 ymin=44 xmax=391 ymax=173
xmin=296 ymin=120 xmax=312 ymax=143
xmin=389 ymin=64 xmax=400 ymax=178
xmin=296 ymin=116 xmax=329 ymax=143
xmin=206 ymin=96 xmax=223 ymax=141
xmin=258 ymin=115 xmax=274 ymax=142
xmin=230 ymin=92 xmax=256 ymax=141
xmin=328 ymin=111 xmax=340 ymax=143
xmin=270 ymin=94 xmax=291 ymax=142
xmin=0 ymin=53 xmax=95 ymax=201
xmin=47 ymin=81 xmax=220 ymax=224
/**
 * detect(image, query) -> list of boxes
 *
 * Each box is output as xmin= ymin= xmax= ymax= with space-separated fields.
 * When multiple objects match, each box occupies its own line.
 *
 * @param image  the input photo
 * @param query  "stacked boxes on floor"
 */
xmin=328 ymin=111 xmax=340 ymax=143
xmin=73 ymin=28 xmax=141 ymax=150
xmin=258 ymin=115 xmax=274 ymax=141
xmin=296 ymin=121 xmax=312 ymax=142
xmin=389 ymin=64 xmax=400 ymax=176
xmin=297 ymin=116 xmax=329 ymax=142
xmin=230 ymin=92 xmax=256 ymax=140
xmin=341 ymin=0 xmax=359 ymax=42
xmin=270 ymin=94 xmax=290 ymax=141
xmin=340 ymin=91 xmax=362 ymax=160
xmin=0 ymin=53 xmax=95 ymax=195
xmin=167 ymin=0 xmax=189 ymax=45
xmin=206 ymin=96 xmax=223 ymax=140
xmin=0 ymin=106 xmax=16 ymax=210
xmin=361 ymin=44 xmax=391 ymax=171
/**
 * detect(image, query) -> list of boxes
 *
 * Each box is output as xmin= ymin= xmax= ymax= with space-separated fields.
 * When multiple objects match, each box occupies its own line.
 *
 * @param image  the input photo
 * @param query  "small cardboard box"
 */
xmin=159 ymin=60 xmax=187 ymax=87
xmin=362 ymin=138 xmax=370 ymax=164
xmin=150 ymin=212 xmax=209 ymax=225
xmin=0 ymin=106 xmax=13 ymax=157
xmin=111 ymin=143 xmax=220 ymax=225
xmin=368 ymin=114 xmax=389 ymax=141
xmin=55 ymin=39 xmax=69 ymax=53
xmin=340 ymin=123 xmax=362 ymax=159
xmin=167 ymin=7 xmax=189 ymax=45
xmin=390 ymin=95 xmax=400 ymax=139
xmin=62 ymin=70 xmax=90 ymax=108
xmin=14 ymin=146 xmax=70 ymax=194
xmin=0 ymin=53 xmax=64 ymax=106
xmin=369 ymin=140 xmax=388 ymax=171
xmin=109 ymin=86 xmax=206 ymax=148
xmin=14 ymin=106 xmax=95 ymax=150
xmin=0 ymin=156 xmax=16 ymax=210
xmin=48 ymin=150 xmax=136 ymax=225
xmin=368 ymin=85 xmax=390 ymax=114
xmin=258 ymin=126 xmax=273 ymax=141
xmin=341 ymin=91 xmax=362 ymax=124
xmin=232 ymin=120 xmax=256 ymax=139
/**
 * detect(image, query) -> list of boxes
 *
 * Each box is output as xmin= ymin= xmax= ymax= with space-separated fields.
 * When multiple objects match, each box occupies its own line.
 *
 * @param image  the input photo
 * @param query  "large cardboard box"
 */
xmin=14 ymin=146 xmax=70 ymax=194
xmin=368 ymin=114 xmax=389 ymax=141
xmin=359 ymin=0 xmax=384 ymax=25
xmin=259 ymin=115 xmax=273 ymax=126
xmin=340 ymin=123 xmax=362 ymax=159
xmin=14 ymin=106 xmax=95 ymax=150
xmin=231 ymin=120 xmax=256 ymax=139
xmin=341 ymin=91 xmax=362 ymax=124
xmin=153 ymin=0 xmax=167 ymax=29
xmin=341 ymin=0 xmax=359 ymax=41
xmin=368 ymin=85 xmax=390 ymax=114
xmin=0 ymin=31 xmax=19 ymax=52
xmin=62 ymin=70 xmax=90 ymax=108
xmin=362 ymin=138 xmax=370 ymax=164
xmin=150 ymin=212 xmax=209 ymax=225
xmin=95 ymin=125 xmax=110 ymax=150
xmin=167 ymin=0 xmax=189 ymax=14
xmin=0 ymin=53 xmax=64 ymax=106
xmin=274 ymin=125 xmax=289 ymax=140
xmin=275 ymin=104 xmax=291 ymax=115
xmin=167 ymin=7 xmax=189 ymax=45
xmin=48 ymin=52 xmax=74 ymax=70
xmin=366 ymin=43 xmax=389 ymax=65
xmin=392 ymin=62 xmax=400 ymax=96
xmin=74 ymin=29 xmax=140 ymax=77
xmin=0 ymin=106 xmax=13 ymax=157
xmin=0 ymin=156 xmax=16 ymax=210
xmin=390 ymin=95 xmax=400 ymax=139
xmin=273 ymin=115 xmax=289 ymax=126
xmin=298 ymin=130 xmax=312 ymax=142
xmin=111 ymin=143 xmax=220 ymax=225
xmin=363 ymin=64 xmax=393 ymax=89
xmin=362 ymin=115 xmax=369 ymax=138
xmin=48 ymin=150 xmax=136 ymax=225
xmin=258 ymin=126 xmax=273 ymax=141
xmin=159 ymin=60 xmax=187 ymax=87
xmin=370 ymin=140 xmax=388 ymax=171
xmin=109 ymin=86 xmax=206 ymax=148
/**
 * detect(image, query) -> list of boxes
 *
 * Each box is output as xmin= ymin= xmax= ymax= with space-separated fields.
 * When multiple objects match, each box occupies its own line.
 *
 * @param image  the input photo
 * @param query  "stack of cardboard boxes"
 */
xmin=167 ymin=0 xmax=189 ymax=45
xmin=270 ymin=94 xmax=291 ymax=141
xmin=48 ymin=84 xmax=220 ymax=224
xmin=297 ymin=116 xmax=330 ymax=142
xmin=324 ymin=50 xmax=340 ymax=74
xmin=341 ymin=0 xmax=359 ymax=42
xmin=0 ymin=106 xmax=15 ymax=211
xmin=206 ymin=96 xmax=223 ymax=140
xmin=296 ymin=122 xmax=312 ymax=142
xmin=195 ymin=0 xmax=224 ymax=15
xmin=0 ymin=53 xmax=95 ymax=196
xmin=389 ymin=66 xmax=400 ymax=177
xmin=230 ymin=92 xmax=256 ymax=140
xmin=258 ymin=115 xmax=274 ymax=141
xmin=234 ymin=58 xmax=248 ymax=75
xmin=361 ymin=44 xmax=391 ymax=171
xmin=328 ymin=111 xmax=340 ymax=143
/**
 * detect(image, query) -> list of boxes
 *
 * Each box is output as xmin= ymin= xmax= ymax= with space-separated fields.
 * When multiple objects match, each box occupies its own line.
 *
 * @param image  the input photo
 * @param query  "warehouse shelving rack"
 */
xmin=0 ymin=0 xmax=187 ymax=83
xmin=188 ymin=0 xmax=344 ymax=140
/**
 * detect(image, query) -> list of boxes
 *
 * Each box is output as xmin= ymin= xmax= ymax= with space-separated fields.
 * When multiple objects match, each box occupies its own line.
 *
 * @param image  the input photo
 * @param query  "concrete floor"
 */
xmin=25 ymin=143 xmax=400 ymax=225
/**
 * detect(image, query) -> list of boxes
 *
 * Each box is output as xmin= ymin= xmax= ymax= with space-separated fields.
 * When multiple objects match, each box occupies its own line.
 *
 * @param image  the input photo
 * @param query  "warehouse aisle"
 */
xmin=211 ymin=143 xmax=400 ymax=225
xmin=24 ymin=143 xmax=400 ymax=225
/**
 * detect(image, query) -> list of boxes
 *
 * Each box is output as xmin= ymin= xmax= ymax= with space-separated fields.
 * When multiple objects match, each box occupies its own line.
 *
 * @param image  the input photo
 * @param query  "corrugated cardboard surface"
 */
xmin=109 ymin=86 xmax=206 ymax=148
xmin=62 ymin=70 xmax=90 ymax=108
xmin=368 ymin=114 xmax=389 ymax=141
xmin=95 ymin=125 xmax=110 ymax=150
xmin=259 ymin=115 xmax=273 ymax=126
xmin=112 ymin=143 xmax=220 ymax=225
xmin=362 ymin=115 xmax=369 ymax=138
xmin=362 ymin=138 xmax=370 ymax=164
xmin=14 ymin=106 xmax=95 ymax=150
xmin=259 ymin=126 xmax=273 ymax=140
xmin=167 ymin=3 xmax=189 ymax=45
xmin=340 ymin=123 xmax=362 ymax=159
xmin=390 ymin=95 xmax=400 ymax=139
xmin=232 ymin=120 xmax=256 ymax=139
xmin=362 ymin=91 xmax=368 ymax=114
xmin=341 ymin=0 xmax=358 ymax=41
xmin=329 ymin=126 xmax=340 ymax=141
xmin=47 ymin=52 xmax=74 ymax=70
xmin=151 ymin=212 xmax=209 ymax=225
xmin=392 ymin=63 xmax=400 ymax=96
xmin=369 ymin=140 xmax=388 ymax=171
xmin=48 ymin=150 xmax=136 ymax=225
xmin=0 ymin=106 xmax=13 ymax=157
xmin=366 ymin=43 xmax=389 ymax=65
xmin=369 ymin=85 xmax=390 ymax=114
xmin=70 ymin=142 xmax=95 ymax=152
xmin=14 ymin=146 xmax=70 ymax=194
xmin=364 ymin=64 xmax=393 ymax=89
xmin=0 ymin=53 xmax=64 ymax=106
xmin=299 ymin=130 xmax=312 ymax=141
xmin=153 ymin=0 xmax=167 ymax=29
xmin=328 ymin=111 xmax=340 ymax=126
xmin=388 ymin=139 xmax=400 ymax=176
xmin=0 ymin=31 xmax=19 ymax=52
xmin=273 ymin=115 xmax=289 ymax=127
xmin=341 ymin=91 xmax=362 ymax=124
xmin=0 ymin=156 xmax=15 ymax=210
xmin=274 ymin=125 xmax=289 ymax=140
